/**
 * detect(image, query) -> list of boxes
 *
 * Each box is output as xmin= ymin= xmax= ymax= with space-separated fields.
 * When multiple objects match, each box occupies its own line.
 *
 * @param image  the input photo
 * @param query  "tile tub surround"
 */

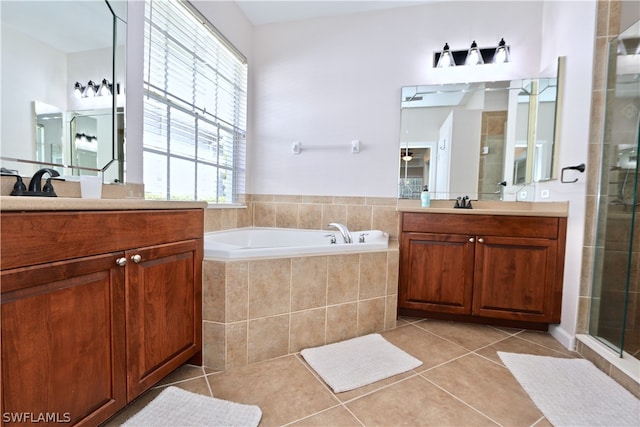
xmin=203 ymin=194 xmax=401 ymax=240
xmin=202 ymin=242 xmax=399 ymax=370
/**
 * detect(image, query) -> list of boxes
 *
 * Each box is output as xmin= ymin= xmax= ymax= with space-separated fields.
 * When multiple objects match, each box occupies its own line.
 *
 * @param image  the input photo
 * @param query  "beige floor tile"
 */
xmin=514 ymin=330 xmax=581 ymax=357
xmin=415 ymin=319 xmax=513 ymax=350
xmin=153 ymin=364 xmax=207 ymax=387
xmin=288 ymin=405 xmax=363 ymax=426
xmin=346 ymin=375 xmax=498 ymax=426
xmin=206 ymin=355 xmax=338 ymax=426
xmin=382 ymin=324 xmax=469 ymax=371
xmin=422 ymin=353 xmax=543 ymax=426
xmin=476 ymin=335 xmax=577 ymax=366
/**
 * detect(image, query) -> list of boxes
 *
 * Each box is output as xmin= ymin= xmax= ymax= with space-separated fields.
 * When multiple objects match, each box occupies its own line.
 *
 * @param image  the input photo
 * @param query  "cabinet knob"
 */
xmin=131 ymin=254 xmax=142 ymax=263
xmin=469 ymin=237 xmax=475 ymax=242
xmin=116 ymin=257 xmax=127 ymax=267
xmin=478 ymin=238 xmax=484 ymax=243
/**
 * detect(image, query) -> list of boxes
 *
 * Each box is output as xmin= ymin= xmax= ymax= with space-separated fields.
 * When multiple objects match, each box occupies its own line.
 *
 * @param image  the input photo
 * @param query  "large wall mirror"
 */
xmin=399 ymin=57 xmax=565 ymax=200
xmin=1 ymin=1 xmax=126 ymax=182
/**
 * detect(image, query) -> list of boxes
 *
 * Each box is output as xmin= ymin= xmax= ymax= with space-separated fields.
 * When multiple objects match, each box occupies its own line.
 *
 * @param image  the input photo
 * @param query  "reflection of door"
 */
xmin=70 ymin=115 xmax=99 ymax=174
xmin=436 ymin=112 xmax=453 ymax=199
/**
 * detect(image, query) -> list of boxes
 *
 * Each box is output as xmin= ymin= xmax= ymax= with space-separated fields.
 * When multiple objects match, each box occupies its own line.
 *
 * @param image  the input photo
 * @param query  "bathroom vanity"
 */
xmin=0 ymin=199 xmax=205 ymax=425
xmin=397 ymin=200 xmax=568 ymax=330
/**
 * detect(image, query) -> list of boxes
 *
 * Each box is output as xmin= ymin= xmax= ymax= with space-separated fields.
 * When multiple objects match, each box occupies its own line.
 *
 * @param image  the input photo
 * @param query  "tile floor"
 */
xmin=104 ymin=318 xmax=581 ymax=426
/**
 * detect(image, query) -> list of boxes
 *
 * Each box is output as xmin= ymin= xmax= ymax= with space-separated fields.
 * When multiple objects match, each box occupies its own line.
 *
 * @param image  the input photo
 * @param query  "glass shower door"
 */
xmin=589 ymin=20 xmax=640 ymax=358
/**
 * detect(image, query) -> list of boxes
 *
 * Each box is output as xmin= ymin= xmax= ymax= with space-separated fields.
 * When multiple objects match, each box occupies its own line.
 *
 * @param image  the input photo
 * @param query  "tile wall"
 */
xmin=202 ymin=247 xmax=399 ymax=370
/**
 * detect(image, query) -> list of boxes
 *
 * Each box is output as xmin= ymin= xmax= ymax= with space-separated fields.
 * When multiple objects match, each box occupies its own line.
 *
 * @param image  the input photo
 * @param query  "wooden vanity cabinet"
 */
xmin=398 ymin=212 xmax=567 ymax=329
xmin=0 ymin=209 xmax=203 ymax=426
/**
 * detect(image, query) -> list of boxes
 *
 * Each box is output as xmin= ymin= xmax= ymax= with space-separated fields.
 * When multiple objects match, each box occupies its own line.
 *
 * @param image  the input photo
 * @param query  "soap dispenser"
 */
xmin=421 ymin=185 xmax=431 ymax=207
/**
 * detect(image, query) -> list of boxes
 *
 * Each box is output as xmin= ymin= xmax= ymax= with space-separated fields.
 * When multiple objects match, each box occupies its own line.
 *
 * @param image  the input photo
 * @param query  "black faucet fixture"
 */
xmin=9 ymin=168 xmax=60 ymax=197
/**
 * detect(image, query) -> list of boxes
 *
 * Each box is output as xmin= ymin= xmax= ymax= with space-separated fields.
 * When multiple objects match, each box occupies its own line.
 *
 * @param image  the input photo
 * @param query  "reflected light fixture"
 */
xmin=73 ymin=82 xmax=84 ymax=98
xmin=83 ymin=80 xmax=97 ymax=97
xmin=465 ymin=41 xmax=484 ymax=65
xmin=73 ymin=78 xmax=119 ymax=98
xmin=436 ymin=43 xmax=456 ymax=68
xmin=98 ymin=79 xmax=113 ymax=96
xmin=401 ymin=148 xmax=413 ymax=162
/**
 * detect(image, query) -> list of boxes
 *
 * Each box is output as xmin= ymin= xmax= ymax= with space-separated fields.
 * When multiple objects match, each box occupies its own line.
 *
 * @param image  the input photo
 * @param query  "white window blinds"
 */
xmin=143 ymin=0 xmax=247 ymax=203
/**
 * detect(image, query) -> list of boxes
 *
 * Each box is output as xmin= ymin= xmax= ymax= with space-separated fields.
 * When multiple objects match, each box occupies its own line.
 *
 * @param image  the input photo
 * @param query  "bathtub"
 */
xmin=204 ymin=227 xmax=389 ymax=260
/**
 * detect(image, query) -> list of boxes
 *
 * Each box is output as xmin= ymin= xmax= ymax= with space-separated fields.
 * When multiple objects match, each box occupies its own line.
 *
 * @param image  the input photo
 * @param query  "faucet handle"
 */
xmin=42 ymin=178 xmax=57 ymax=196
xmin=359 ymin=233 xmax=368 ymax=243
xmin=9 ymin=176 xmax=27 ymax=196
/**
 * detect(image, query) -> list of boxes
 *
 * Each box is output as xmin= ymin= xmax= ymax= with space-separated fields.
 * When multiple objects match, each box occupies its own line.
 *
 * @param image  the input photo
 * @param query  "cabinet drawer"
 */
xmin=401 ymin=212 xmax=559 ymax=239
xmin=1 ymin=209 xmax=203 ymax=270
xmin=1 ymin=211 xmax=121 ymax=270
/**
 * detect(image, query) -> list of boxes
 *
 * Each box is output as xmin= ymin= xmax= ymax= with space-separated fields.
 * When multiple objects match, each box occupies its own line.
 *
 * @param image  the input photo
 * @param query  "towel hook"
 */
xmin=561 ymin=163 xmax=585 ymax=183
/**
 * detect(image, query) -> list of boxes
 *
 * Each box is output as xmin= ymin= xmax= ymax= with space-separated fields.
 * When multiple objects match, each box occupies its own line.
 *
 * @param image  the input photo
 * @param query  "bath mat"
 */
xmin=300 ymin=333 xmax=422 ymax=393
xmin=498 ymin=352 xmax=640 ymax=427
xmin=122 ymin=386 xmax=262 ymax=427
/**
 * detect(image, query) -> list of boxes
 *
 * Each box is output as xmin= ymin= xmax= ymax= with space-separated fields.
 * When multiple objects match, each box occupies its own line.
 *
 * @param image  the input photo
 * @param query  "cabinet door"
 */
xmin=399 ymin=232 xmax=475 ymax=314
xmin=473 ymin=235 xmax=557 ymax=322
xmin=125 ymin=239 xmax=202 ymax=400
xmin=1 ymin=253 xmax=126 ymax=426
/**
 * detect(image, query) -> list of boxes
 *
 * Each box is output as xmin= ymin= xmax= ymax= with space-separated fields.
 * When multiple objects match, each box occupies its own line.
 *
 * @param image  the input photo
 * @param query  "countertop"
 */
xmin=0 ymin=196 xmax=208 ymax=211
xmin=397 ymin=199 xmax=569 ymax=217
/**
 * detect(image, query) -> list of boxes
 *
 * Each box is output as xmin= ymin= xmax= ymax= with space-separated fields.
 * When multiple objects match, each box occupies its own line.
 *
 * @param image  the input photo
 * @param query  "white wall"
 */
xmin=249 ymin=1 xmax=544 ymax=197
xmin=1 ymin=26 xmax=67 ymax=174
xmin=537 ymin=1 xmax=596 ymax=348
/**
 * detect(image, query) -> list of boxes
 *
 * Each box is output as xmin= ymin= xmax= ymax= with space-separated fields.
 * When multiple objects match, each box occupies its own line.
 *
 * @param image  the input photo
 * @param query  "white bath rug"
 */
xmin=122 ymin=386 xmax=262 ymax=427
xmin=300 ymin=333 xmax=422 ymax=393
xmin=498 ymin=352 xmax=640 ymax=427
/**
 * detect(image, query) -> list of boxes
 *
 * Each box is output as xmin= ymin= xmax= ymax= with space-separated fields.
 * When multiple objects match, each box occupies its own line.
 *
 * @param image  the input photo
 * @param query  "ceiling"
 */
xmin=235 ymin=1 xmax=434 ymax=26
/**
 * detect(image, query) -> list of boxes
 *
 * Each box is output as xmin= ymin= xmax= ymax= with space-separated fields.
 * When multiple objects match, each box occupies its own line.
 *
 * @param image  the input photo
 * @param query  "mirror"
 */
xmin=399 ymin=58 xmax=564 ymax=200
xmin=0 ymin=1 xmax=126 ymax=182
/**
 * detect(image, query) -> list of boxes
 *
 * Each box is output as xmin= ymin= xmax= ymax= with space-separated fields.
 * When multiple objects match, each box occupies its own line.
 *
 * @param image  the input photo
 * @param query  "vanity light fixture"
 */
xmin=465 ymin=41 xmax=484 ymax=65
xmin=433 ymin=39 xmax=510 ymax=67
xmin=494 ymin=38 xmax=510 ymax=64
xmin=436 ymin=43 xmax=456 ymax=68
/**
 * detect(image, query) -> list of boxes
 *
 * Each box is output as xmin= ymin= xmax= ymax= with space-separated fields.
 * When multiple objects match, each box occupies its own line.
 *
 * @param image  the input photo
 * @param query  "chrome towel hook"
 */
xmin=561 ymin=163 xmax=585 ymax=183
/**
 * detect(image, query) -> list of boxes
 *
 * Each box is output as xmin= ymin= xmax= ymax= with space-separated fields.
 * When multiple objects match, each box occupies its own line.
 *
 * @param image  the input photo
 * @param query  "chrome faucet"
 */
xmin=327 ymin=222 xmax=353 ymax=244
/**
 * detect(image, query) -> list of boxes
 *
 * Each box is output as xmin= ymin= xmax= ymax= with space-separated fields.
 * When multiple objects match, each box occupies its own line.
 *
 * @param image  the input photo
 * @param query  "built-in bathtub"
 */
xmin=201 ymin=227 xmax=398 ymax=370
xmin=203 ymin=227 xmax=389 ymax=259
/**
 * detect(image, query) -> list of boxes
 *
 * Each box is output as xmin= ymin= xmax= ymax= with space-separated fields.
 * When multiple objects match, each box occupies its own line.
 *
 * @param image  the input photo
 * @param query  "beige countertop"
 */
xmin=0 ymin=196 xmax=208 ymax=211
xmin=397 ymin=199 xmax=569 ymax=217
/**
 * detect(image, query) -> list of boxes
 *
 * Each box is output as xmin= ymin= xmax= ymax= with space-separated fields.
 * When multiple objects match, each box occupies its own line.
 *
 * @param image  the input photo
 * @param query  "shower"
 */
xmin=589 ymin=19 xmax=640 ymax=359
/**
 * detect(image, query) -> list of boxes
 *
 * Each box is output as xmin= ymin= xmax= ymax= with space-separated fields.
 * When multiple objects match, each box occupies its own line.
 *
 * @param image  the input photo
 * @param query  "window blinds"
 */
xmin=143 ymin=0 xmax=247 ymax=203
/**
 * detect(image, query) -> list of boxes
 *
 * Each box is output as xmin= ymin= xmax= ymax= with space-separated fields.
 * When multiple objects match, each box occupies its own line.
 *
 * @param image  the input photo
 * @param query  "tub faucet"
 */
xmin=328 ymin=222 xmax=353 ymax=244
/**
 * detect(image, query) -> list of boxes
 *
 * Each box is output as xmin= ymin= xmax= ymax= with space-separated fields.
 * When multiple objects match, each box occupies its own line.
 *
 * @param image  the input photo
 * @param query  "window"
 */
xmin=143 ymin=0 xmax=247 ymax=203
